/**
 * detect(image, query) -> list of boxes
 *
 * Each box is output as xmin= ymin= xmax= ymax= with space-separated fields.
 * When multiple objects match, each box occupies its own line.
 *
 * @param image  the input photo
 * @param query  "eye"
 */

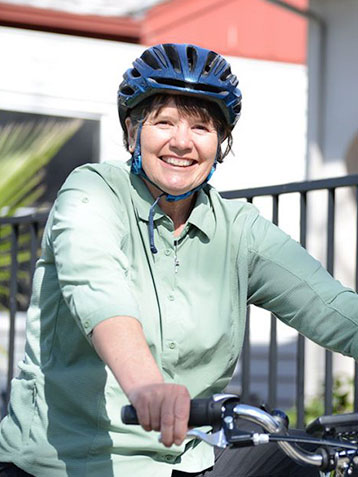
xmin=155 ymin=119 xmax=173 ymax=128
xmin=193 ymin=123 xmax=210 ymax=132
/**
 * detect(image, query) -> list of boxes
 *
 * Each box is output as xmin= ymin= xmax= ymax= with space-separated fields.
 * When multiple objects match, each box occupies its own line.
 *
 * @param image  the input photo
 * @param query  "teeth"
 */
xmin=162 ymin=157 xmax=194 ymax=167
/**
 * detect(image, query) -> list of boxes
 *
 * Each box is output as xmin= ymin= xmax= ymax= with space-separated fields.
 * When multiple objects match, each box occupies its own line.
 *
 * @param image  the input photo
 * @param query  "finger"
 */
xmin=148 ymin=392 xmax=162 ymax=432
xmin=135 ymin=397 xmax=151 ymax=432
xmin=173 ymin=390 xmax=190 ymax=446
xmin=160 ymin=393 xmax=176 ymax=447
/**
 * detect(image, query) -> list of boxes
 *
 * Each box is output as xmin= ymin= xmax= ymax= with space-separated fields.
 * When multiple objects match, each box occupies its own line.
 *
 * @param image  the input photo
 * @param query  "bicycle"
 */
xmin=122 ymin=393 xmax=358 ymax=477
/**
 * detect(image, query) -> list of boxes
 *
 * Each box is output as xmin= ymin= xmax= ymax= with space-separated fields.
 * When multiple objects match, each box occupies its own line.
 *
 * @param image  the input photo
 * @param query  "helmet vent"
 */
xmin=233 ymin=102 xmax=242 ymax=114
xmin=214 ymin=59 xmax=226 ymax=75
xmin=141 ymin=50 xmax=161 ymax=70
xmin=121 ymin=85 xmax=135 ymax=96
xmin=163 ymin=44 xmax=182 ymax=73
xmin=220 ymin=67 xmax=232 ymax=81
xmin=186 ymin=46 xmax=198 ymax=72
xmin=131 ymin=68 xmax=141 ymax=78
xmin=154 ymin=77 xmax=222 ymax=94
xmin=202 ymin=51 xmax=219 ymax=76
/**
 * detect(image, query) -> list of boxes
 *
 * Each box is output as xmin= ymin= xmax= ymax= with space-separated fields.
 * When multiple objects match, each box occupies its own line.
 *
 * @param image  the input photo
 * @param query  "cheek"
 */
xmin=141 ymin=131 xmax=167 ymax=157
xmin=201 ymin=142 xmax=218 ymax=166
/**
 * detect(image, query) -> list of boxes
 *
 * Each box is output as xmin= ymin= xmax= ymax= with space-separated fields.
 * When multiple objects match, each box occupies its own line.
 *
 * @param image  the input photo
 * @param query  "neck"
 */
xmin=144 ymin=180 xmax=196 ymax=237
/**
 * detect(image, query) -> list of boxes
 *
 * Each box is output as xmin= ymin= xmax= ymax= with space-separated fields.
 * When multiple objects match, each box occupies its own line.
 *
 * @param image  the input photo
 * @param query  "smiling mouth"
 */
xmin=160 ymin=156 xmax=195 ymax=167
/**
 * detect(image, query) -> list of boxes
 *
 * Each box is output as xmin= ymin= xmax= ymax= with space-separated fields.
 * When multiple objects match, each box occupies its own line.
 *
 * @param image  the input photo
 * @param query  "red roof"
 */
xmin=0 ymin=0 xmax=307 ymax=63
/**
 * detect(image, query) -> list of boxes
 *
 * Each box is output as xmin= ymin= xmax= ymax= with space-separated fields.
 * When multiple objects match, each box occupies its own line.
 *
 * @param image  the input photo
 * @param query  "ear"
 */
xmin=125 ymin=117 xmax=136 ymax=153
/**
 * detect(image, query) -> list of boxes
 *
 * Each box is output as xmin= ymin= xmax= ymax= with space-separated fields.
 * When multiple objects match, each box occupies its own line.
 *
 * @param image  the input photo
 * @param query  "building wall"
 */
xmin=308 ymin=0 xmax=358 ymax=179
xmin=305 ymin=0 xmax=358 ymax=399
xmin=144 ymin=0 xmax=308 ymax=64
xmin=0 ymin=26 xmax=307 ymax=191
xmin=0 ymin=0 xmax=308 ymax=64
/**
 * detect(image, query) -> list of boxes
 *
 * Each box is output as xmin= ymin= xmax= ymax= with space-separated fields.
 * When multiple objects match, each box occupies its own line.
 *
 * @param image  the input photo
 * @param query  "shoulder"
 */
xmin=207 ymin=185 xmax=259 ymax=224
xmin=53 ymin=160 xmax=133 ymax=222
xmin=60 ymin=160 xmax=130 ymax=192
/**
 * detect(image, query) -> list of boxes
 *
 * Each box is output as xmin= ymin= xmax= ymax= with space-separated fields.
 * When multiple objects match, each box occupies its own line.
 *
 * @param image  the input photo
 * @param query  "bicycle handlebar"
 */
xmin=121 ymin=394 xmax=358 ymax=473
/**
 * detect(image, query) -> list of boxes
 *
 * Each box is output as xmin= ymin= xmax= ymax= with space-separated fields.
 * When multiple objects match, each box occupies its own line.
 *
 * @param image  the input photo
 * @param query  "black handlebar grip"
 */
xmin=188 ymin=398 xmax=221 ymax=427
xmin=121 ymin=404 xmax=139 ymax=424
xmin=121 ymin=397 xmax=224 ymax=427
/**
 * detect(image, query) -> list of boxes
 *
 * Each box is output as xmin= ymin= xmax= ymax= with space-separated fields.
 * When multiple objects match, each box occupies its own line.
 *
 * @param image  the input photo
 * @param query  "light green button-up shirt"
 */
xmin=1 ymin=161 xmax=358 ymax=477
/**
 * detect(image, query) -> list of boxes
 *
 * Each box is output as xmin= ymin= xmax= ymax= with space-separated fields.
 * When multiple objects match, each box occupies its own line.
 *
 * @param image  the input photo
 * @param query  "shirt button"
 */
xmin=165 ymin=249 xmax=171 ymax=256
xmin=168 ymin=342 xmax=176 ymax=350
xmin=168 ymin=294 xmax=175 ymax=301
xmin=165 ymin=455 xmax=173 ymax=462
xmin=82 ymin=197 xmax=89 ymax=203
xmin=84 ymin=320 xmax=90 ymax=328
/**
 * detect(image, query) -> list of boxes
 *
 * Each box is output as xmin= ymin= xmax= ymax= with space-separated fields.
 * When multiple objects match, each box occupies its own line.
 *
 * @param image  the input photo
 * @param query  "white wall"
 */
xmin=308 ymin=0 xmax=358 ymax=180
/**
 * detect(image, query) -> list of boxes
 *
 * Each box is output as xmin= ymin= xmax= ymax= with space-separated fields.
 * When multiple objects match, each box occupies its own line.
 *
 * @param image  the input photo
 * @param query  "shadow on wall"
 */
xmin=345 ymin=131 xmax=358 ymax=176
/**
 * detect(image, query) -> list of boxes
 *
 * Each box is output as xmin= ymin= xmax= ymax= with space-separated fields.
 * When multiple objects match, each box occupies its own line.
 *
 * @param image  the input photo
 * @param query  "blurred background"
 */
xmin=0 ymin=0 xmax=358 ymax=421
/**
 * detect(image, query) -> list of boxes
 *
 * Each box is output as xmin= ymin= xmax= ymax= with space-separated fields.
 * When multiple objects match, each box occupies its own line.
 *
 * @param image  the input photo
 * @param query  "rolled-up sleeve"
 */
xmin=247 ymin=214 xmax=358 ymax=359
xmin=49 ymin=167 xmax=141 ymax=337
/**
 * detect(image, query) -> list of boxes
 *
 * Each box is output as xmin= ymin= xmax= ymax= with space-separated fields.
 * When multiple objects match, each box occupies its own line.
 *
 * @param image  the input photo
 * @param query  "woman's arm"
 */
xmin=247 ymin=214 xmax=358 ymax=358
xmin=92 ymin=316 xmax=190 ymax=447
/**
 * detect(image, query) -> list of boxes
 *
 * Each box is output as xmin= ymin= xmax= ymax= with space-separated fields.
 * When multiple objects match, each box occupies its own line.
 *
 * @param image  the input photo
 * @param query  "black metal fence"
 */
xmin=222 ymin=174 xmax=358 ymax=428
xmin=0 ymin=212 xmax=48 ymax=414
xmin=1 ymin=175 xmax=358 ymax=427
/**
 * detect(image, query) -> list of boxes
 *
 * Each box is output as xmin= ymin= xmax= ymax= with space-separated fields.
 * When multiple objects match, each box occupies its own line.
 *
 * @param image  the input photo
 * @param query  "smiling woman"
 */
xmin=2 ymin=43 xmax=356 ymax=477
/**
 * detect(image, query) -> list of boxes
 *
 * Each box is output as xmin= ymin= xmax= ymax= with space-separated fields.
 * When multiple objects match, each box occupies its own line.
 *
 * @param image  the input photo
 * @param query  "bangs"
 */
xmin=149 ymin=95 xmax=224 ymax=131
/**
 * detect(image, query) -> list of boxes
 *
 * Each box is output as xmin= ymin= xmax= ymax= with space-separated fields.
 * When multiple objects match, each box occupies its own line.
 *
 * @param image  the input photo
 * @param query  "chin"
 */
xmin=162 ymin=180 xmax=198 ymax=194
xmin=163 ymin=186 xmax=192 ymax=196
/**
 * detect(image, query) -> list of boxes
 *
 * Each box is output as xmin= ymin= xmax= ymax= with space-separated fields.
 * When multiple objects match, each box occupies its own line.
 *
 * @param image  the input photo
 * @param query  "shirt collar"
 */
xmin=129 ymin=172 xmax=215 ymax=240
xmin=130 ymin=173 xmax=166 ymax=222
xmin=187 ymin=187 xmax=215 ymax=240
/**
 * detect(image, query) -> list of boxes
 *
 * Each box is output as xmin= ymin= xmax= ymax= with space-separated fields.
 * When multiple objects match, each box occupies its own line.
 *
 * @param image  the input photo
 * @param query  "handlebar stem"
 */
xmin=233 ymin=404 xmax=323 ymax=468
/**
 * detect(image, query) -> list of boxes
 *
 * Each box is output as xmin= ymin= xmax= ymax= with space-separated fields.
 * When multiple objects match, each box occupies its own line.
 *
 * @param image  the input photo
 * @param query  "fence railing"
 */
xmin=0 ymin=212 xmax=48 ymax=413
xmin=221 ymin=174 xmax=358 ymax=428
xmin=1 ymin=174 xmax=358 ymax=427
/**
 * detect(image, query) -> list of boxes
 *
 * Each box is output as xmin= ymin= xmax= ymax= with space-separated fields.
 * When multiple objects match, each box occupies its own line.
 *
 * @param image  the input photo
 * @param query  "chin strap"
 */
xmin=130 ymin=122 xmax=220 ymax=253
xmin=148 ymin=193 xmax=165 ymax=253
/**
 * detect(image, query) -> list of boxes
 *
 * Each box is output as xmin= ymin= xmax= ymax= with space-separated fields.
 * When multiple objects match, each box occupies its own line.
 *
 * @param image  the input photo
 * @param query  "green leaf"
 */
xmin=0 ymin=118 xmax=83 ymax=311
xmin=0 ymin=119 xmax=82 ymax=213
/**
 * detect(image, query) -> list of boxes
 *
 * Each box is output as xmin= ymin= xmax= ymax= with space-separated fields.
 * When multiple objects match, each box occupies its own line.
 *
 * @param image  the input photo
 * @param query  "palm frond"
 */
xmin=0 ymin=119 xmax=82 ymax=213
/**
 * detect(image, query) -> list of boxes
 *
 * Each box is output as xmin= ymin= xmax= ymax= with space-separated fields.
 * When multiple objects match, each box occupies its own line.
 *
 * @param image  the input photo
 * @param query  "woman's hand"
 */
xmin=128 ymin=383 xmax=190 ymax=447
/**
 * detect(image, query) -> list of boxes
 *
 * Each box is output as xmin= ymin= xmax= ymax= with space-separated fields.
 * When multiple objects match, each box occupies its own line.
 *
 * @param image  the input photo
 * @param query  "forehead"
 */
xmin=148 ymin=97 xmax=214 ymax=123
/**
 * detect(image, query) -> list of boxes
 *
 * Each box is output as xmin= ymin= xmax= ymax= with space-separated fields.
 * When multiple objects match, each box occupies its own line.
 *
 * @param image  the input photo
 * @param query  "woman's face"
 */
xmin=127 ymin=99 xmax=218 ymax=197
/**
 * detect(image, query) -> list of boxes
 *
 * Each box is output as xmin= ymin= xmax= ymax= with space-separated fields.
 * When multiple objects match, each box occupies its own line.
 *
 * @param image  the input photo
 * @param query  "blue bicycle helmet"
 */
xmin=118 ymin=43 xmax=242 ymax=132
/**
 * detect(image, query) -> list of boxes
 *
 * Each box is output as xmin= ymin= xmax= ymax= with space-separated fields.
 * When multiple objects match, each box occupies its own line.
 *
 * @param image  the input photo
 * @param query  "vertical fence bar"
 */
xmin=268 ymin=195 xmax=279 ymax=407
xmin=6 ymin=224 xmax=19 ymax=406
xmin=296 ymin=191 xmax=307 ymax=428
xmin=241 ymin=307 xmax=251 ymax=403
xmin=324 ymin=188 xmax=335 ymax=414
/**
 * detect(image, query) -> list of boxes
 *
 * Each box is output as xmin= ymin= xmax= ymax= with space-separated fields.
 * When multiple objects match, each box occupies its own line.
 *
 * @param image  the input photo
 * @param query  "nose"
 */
xmin=169 ymin=123 xmax=193 ymax=152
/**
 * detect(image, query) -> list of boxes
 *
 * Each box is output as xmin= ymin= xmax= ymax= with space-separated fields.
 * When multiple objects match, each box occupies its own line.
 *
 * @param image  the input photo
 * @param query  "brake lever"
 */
xmin=187 ymin=428 xmax=228 ymax=448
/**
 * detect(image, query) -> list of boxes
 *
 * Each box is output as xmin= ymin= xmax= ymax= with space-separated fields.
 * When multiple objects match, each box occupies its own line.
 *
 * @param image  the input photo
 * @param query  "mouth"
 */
xmin=160 ymin=156 xmax=195 ymax=168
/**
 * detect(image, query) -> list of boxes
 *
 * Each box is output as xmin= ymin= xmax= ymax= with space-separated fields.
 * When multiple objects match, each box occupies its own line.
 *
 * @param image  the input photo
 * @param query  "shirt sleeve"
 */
xmin=49 ymin=166 xmax=141 ymax=338
xmin=247 ymin=213 xmax=358 ymax=359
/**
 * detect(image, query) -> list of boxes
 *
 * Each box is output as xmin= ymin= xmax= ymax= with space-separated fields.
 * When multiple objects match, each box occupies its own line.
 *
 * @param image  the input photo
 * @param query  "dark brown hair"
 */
xmin=123 ymin=94 xmax=233 ymax=163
